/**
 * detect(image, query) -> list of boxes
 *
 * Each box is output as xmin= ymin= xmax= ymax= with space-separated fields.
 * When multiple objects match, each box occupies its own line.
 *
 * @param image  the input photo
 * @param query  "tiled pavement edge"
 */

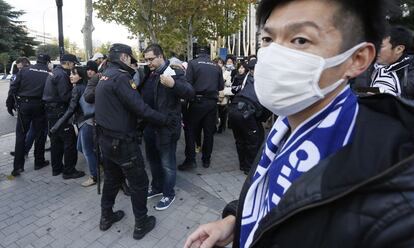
xmin=0 ymin=129 xmax=246 ymax=248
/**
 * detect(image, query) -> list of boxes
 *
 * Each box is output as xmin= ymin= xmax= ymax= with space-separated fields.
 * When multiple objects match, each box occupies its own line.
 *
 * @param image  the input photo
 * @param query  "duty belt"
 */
xmin=193 ymin=92 xmax=218 ymax=101
xmin=17 ymin=96 xmax=43 ymax=103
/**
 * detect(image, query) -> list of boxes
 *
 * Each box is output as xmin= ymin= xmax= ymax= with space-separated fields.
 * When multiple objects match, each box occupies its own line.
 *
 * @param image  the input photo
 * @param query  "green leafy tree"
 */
xmin=0 ymin=52 xmax=10 ymax=74
xmin=93 ymin=0 xmax=250 ymax=59
xmin=95 ymin=42 xmax=111 ymax=55
xmin=0 ymin=0 xmax=38 ymax=60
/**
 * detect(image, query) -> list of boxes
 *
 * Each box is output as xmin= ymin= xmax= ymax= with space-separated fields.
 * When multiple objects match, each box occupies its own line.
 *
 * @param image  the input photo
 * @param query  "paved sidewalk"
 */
xmin=0 ymin=128 xmax=246 ymax=248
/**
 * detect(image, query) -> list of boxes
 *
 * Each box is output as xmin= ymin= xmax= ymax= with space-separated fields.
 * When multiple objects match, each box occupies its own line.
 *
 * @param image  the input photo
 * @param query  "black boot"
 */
xmin=99 ymin=209 xmax=125 ymax=231
xmin=178 ymin=159 xmax=197 ymax=171
xmin=133 ymin=215 xmax=156 ymax=240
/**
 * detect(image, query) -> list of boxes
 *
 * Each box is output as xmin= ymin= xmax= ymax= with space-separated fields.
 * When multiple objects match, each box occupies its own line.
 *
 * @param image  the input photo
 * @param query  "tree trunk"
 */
xmin=137 ymin=0 xmax=158 ymax=43
xmin=82 ymin=0 xmax=94 ymax=60
xmin=187 ymin=16 xmax=194 ymax=61
xmin=148 ymin=24 xmax=158 ymax=43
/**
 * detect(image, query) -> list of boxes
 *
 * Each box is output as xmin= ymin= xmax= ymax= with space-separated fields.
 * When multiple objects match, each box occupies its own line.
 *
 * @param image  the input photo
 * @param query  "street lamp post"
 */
xmin=56 ymin=0 xmax=65 ymax=57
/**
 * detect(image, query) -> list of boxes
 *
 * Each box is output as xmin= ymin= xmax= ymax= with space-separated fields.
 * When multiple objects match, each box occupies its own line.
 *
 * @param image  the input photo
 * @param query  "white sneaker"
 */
xmin=81 ymin=177 xmax=96 ymax=187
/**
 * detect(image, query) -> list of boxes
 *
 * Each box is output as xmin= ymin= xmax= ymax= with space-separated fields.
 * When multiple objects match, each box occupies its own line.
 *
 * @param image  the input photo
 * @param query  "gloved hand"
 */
xmin=7 ymin=107 xmax=15 ymax=116
xmin=6 ymin=95 xmax=15 ymax=116
xmin=49 ymin=126 xmax=58 ymax=136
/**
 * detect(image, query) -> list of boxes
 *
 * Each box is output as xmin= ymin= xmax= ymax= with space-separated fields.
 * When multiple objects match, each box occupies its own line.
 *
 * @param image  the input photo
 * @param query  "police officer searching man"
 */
xmin=43 ymin=54 xmax=85 ymax=179
xmin=179 ymin=47 xmax=224 ymax=170
xmin=7 ymin=54 xmax=51 ymax=176
xmin=95 ymin=43 xmax=175 ymax=239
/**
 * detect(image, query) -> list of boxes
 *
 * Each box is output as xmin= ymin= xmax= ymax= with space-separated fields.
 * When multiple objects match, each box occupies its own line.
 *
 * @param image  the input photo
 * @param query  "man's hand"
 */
xmin=49 ymin=127 xmax=58 ymax=136
xmin=184 ymin=215 xmax=235 ymax=248
xmin=6 ymin=95 xmax=16 ymax=117
xmin=7 ymin=107 xmax=14 ymax=116
xmin=160 ymin=75 xmax=175 ymax=88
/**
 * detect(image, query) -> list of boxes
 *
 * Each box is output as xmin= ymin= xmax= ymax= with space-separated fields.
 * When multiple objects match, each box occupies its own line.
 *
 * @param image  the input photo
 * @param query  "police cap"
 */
xmin=61 ymin=54 xmax=80 ymax=65
xmin=109 ymin=43 xmax=137 ymax=63
xmin=37 ymin=54 xmax=51 ymax=63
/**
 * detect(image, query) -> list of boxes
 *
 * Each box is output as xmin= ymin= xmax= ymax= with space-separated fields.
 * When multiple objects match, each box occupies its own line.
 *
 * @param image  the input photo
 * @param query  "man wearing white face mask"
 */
xmin=185 ymin=0 xmax=414 ymax=248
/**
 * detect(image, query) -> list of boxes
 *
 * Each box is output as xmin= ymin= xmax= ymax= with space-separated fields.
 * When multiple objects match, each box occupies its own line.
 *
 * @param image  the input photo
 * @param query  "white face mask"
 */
xmin=254 ymin=42 xmax=366 ymax=116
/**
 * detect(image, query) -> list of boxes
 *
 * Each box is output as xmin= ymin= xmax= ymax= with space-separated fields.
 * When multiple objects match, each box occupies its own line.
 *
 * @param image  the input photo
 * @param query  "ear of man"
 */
xmin=344 ymin=44 xmax=376 ymax=79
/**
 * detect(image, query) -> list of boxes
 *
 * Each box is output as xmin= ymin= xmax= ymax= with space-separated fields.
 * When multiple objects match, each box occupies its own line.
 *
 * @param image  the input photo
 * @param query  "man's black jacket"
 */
xmin=95 ymin=62 xmax=168 ymax=134
xmin=140 ymin=62 xmax=194 ymax=144
xmin=8 ymin=63 xmax=50 ymax=98
xmin=42 ymin=65 xmax=72 ymax=104
xmin=224 ymin=94 xmax=414 ymax=248
xmin=186 ymin=54 xmax=224 ymax=97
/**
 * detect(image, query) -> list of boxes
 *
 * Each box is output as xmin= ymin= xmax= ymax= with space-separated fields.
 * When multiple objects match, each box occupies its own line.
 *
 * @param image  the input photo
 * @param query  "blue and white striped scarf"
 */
xmin=240 ymin=86 xmax=359 ymax=248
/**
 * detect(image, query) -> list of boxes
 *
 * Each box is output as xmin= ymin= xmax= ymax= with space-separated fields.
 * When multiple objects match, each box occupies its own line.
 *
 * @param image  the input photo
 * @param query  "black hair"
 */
xmin=16 ymin=57 xmax=30 ymax=66
xmin=225 ymin=55 xmax=236 ymax=64
xmin=71 ymin=66 xmax=88 ymax=84
xmin=86 ymin=60 xmax=98 ymax=73
xmin=387 ymin=25 xmax=413 ymax=53
xmin=143 ymin=44 xmax=165 ymax=59
xmin=213 ymin=57 xmax=224 ymax=64
xmin=238 ymin=62 xmax=249 ymax=74
xmin=256 ymin=0 xmax=393 ymax=52
xmin=248 ymin=54 xmax=257 ymax=61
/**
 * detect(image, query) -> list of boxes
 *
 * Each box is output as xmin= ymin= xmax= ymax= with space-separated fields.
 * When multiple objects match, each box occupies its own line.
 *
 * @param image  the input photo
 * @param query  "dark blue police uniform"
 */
xmin=42 ymin=54 xmax=84 ymax=179
xmin=95 ymin=44 xmax=171 ymax=239
xmin=180 ymin=52 xmax=224 ymax=169
xmin=7 ymin=55 xmax=51 ymax=176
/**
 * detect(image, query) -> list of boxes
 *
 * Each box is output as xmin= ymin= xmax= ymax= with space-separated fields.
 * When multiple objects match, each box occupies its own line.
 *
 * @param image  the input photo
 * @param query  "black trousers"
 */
xmin=228 ymin=106 xmax=264 ymax=172
xmin=99 ymin=134 xmax=148 ymax=219
xmin=13 ymin=100 xmax=47 ymax=171
xmin=47 ymin=117 xmax=78 ymax=174
xmin=182 ymin=101 xmax=202 ymax=154
xmin=217 ymin=104 xmax=228 ymax=131
xmin=186 ymin=99 xmax=217 ymax=163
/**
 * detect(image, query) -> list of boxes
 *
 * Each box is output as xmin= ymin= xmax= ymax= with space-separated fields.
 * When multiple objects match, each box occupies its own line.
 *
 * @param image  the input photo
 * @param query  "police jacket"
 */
xmin=50 ymin=83 xmax=89 ymax=131
xmin=186 ymin=54 xmax=224 ymax=99
xmin=223 ymin=94 xmax=414 ymax=248
xmin=42 ymin=65 xmax=72 ymax=104
xmin=230 ymin=74 xmax=271 ymax=122
xmin=140 ymin=61 xmax=194 ymax=144
xmin=8 ymin=63 xmax=50 ymax=98
xmin=95 ymin=61 xmax=168 ymax=135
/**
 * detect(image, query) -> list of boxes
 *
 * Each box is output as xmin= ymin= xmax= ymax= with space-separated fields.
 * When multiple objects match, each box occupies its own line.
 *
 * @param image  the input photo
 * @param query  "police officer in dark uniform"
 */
xmin=7 ymin=54 xmax=51 ymax=176
xmin=228 ymin=59 xmax=271 ymax=175
xmin=179 ymin=47 xmax=224 ymax=170
xmin=43 ymin=54 xmax=85 ymax=179
xmin=95 ymin=43 xmax=173 ymax=240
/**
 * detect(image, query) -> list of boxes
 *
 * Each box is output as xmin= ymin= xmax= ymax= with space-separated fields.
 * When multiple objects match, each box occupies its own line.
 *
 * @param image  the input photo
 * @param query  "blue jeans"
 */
xmin=144 ymin=127 xmax=177 ymax=198
xmin=77 ymin=123 xmax=97 ymax=178
xmin=25 ymin=123 xmax=48 ymax=154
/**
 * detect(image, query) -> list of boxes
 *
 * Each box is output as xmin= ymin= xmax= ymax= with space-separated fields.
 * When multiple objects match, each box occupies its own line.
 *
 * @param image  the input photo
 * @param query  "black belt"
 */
xmin=195 ymin=91 xmax=217 ymax=98
xmin=45 ymin=102 xmax=67 ymax=109
xmin=17 ymin=96 xmax=42 ymax=103
xmin=98 ymin=126 xmax=139 ymax=142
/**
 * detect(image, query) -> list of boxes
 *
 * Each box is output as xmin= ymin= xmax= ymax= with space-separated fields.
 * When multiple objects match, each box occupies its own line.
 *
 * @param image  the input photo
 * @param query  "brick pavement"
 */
xmin=0 ymin=127 xmax=247 ymax=248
